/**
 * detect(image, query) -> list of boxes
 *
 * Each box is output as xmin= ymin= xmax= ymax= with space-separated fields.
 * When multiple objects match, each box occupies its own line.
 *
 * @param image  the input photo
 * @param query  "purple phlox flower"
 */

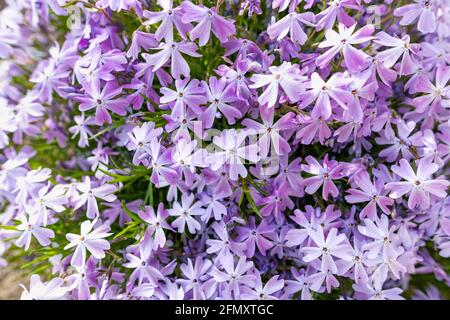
xmin=134 ymin=53 xmax=173 ymax=85
xmin=181 ymin=1 xmax=236 ymax=46
xmin=294 ymin=113 xmax=332 ymax=144
xmin=353 ymin=275 xmax=404 ymax=300
xmin=266 ymin=226 xmax=289 ymax=259
xmin=30 ymin=59 xmax=70 ymax=103
xmin=73 ymin=176 xmax=118 ymax=219
xmin=124 ymin=78 xmax=160 ymax=111
xmin=206 ymin=221 xmax=244 ymax=260
xmin=207 ymin=129 xmax=260 ymax=181
xmin=172 ymin=136 xmax=208 ymax=186
xmin=241 ymin=274 xmax=284 ymax=300
xmin=375 ymin=120 xmax=417 ymax=162
xmin=126 ymin=121 xmax=163 ymax=165
xmin=160 ymin=78 xmax=206 ymax=120
xmin=201 ymin=76 xmax=242 ymax=128
xmin=86 ymin=143 xmax=118 ymax=174
xmin=200 ymin=191 xmax=228 ymax=222
xmin=315 ymin=0 xmax=359 ymax=31
xmin=366 ymin=55 xmax=398 ymax=86
xmin=284 ymin=268 xmax=313 ymax=300
xmin=367 ymin=245 xmax=407 ymax=280
xmin=336 ymin=238 xmax=369 ymax=285
xmin=217 ymin=60 xmax=252 ymax=101
xmin=414 ymin=129 xmax=444 ymax=167
xmin=301 ymin=154 xmax=344 ymax=200
xmin=345 ymin=170 xmax=394 ymax=219
xmin=163 ymin=106 xmax=205 ymax=141
xmin=267 ymin=11 xmax=315 ymax=45
xmin=357 ymin=214 xmax=399 ymax=259
xmin=412 ymin=66 xmax=450 ymax=112
xmin=258 ymin=181 xmax=294 ymax=220
xmin=239 ymin=0 xmax=263 ymax=17
xmin=307 ymin=267 xmax=340 ymax=293
xmin=273 ymin=155 xmax=303 ymax=192
xmin=301 ymin=227 xmax=353 ymax=274
xmin=317 ymin=22 xmax=374 ymax=72
xmin=168 ymin=192 xmax=204 ymax=234
xmin=385 ymin=158 xmax=449 ymax=210
xmin=26 ymin=183 xmax=67 ymax=226
xmin=74 ymin=47 xmax=127 ymax=84
xmin=249 ymin=61 xmax=307 ymax=108
xmin=20 ymin=274 xmax=67 ymax=300
xmin=243 ymin=108 xmax=294 ymax=158
xmin=210 ymin=253 xmax=256 ymax=298
xmin=234 ymin=217 xmax=275 ymax=257
xmin=178 ymin=256 xmax=216 ymax=300
xmin=143 ymin=0 xmax=191 ymax=42
xmin=419 ymin=41 xmax=450 ymax=67
xmin=147 ymin=139 xmax=180 ymax=187
xmin=374 ymin=32 xmax=420 ymax=76
xmin=299 ymin=72 xmax=353 ymax=120
xmin=156 ymin=280 xmax=185 ymax=300
xmin=394 ymin=0 xmax=437 ymax=34
xmin=69 ymin=113 xmax=95 ymax=148
xmin=13 ymin=167 xmax=51 ymax=206
xmin=126 ymin=31 xmax=158 ymax=60
xmin=345 ymin=69 xmax=378 ymax=121
xmin=285 ymin=208 xmax=315 ymax=249
xmin=222 ymin=38 xmax=263 ymax=59
xmin=15 ymin=213 xmax=55 ymax=251
xmin=123 ymin=237 xmax=165 ymax=287
xmin=71 ymin=79 xmax=127 ymax=126
xmin=64 ymin=218 xmax=112 ymax=267
xmin=138 ymin=203 xmax=173 ymax=249
xmin=66 ymin=260 xmax=97 ymax=300
xmin=49 ymin=40 xmax=79 ymax=67
xmin=143 ymin=40 xmax=201 ymax=79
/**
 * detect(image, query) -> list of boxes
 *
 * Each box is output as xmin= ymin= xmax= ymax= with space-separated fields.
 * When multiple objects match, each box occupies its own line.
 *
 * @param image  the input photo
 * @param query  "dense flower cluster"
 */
xmin=0 ymin=0 xmax=449 ymax=300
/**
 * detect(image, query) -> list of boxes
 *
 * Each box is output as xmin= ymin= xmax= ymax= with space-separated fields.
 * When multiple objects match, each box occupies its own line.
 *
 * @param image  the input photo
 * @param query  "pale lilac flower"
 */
xmin=267 ymin=12 xmax=315 ymax=45
xmin=241 ymin=274 xmax=284 ymax=300
xmin=301 ymin=154 xmax=344 ymax=200
xmin=181 ymin=1 xmax=236 ymax=46
xmin=20 ymin=275 xmax=67 ymax=300
xmin=64 ymin=218 xmax=112 ymax=267
xmin=168 ymin=193 xmax=204 ymax=234
xmin=210 ymin=254 xmax=256 ymax=297
xmin=301 ymin=227 xmax=353 ymax=274
xmin=143 ymin=40 xmax=201 ymax=79
xmin=68 ymin=113 xmax=94 ymax=148
xmin=15 ymin=214 xmax=55 ymax=251
xmin=138 ymin=203 xmax=172 ymax=249
xmin=243 ymin=108 xmax=294 ymax=157
xmin=385 ymin=158 xmax=449 ymax=210
xmin=299 ymin=72 xmax=353 ymax=120
xmin=126 ymin=122 xmax=163 ymax=165
xmin=345 ymin=171 xmax=394 ymax=219
xmin=374 ymin=32 xmax=420 ymax=76
xmin=143 ymin=0 xmax=190 ymax=42
xmin=394 ymin=0 xmax=437 ymax=34
xmin=74 ymin=177 xmax=118 ymax=219
xmin=27 ymin=184 xmax=67 ymax=226
xmin=201 ymin=76 xmax=242 ymax=128
xmin=207 ymin=129 xmax=260 ymax=181
xmin=249 ymin=62 xmax=307 ymax=108
xmin=316 ymin=23 xmax=375 ymax=73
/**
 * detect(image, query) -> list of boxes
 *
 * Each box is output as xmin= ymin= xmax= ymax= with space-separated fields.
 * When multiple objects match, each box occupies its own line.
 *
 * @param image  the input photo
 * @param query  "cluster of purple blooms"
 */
xmin=0 ymin=0 xmax=450 ymax=300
